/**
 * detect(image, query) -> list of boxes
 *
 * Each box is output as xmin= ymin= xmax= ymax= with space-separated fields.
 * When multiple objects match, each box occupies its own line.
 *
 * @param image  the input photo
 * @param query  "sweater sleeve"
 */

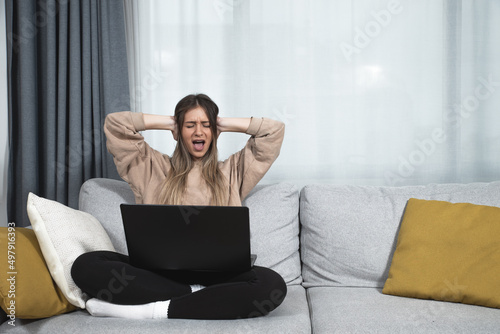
xmin=104 ymin=111 xmax=169 ymax=201
xmin=228 ymin=117 xmax=285 ymax=200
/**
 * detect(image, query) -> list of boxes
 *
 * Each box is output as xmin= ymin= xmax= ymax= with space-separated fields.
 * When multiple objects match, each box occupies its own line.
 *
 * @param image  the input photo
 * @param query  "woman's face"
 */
xmin=181 ymin=106 xmax=213 ymax=160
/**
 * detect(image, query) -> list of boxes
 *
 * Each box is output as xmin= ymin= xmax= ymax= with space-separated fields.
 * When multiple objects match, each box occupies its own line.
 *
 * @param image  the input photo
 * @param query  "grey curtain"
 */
xmin=6 ymin=0 xmax=130 ymax=227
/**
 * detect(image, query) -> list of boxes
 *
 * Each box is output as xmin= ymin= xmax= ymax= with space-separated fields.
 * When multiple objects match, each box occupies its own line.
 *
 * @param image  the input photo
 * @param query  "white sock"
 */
xmin=86 ymin=298 xmax=170 ymax=319
xmin=190 ymin=284 xmax=205 ymax=293
xmin=152 ymin=300 xmax=171 ymax=319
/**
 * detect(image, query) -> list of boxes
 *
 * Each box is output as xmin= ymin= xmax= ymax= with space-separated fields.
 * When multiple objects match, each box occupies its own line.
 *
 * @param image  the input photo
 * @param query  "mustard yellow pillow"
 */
xmin=383 ymin=198 xmax=500 ymax=309
xmin=0 ymin=226 xmax=76 ymax=319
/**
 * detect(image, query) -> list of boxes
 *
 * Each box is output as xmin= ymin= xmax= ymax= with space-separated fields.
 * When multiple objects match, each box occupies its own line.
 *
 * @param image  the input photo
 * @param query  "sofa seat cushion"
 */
xmin=0 ymin=285 xmax=310 ymax=334
xmin=299 ymin=182 xmax=500 ymax=288
xmin=307 ymin=287 xmax=500 ymax=334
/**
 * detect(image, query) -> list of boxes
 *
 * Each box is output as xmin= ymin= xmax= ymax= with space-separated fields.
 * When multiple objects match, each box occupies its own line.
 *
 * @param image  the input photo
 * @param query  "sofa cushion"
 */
xmin=0 ymin=227 xmax=76 ymax=319
xmin=79 ymin=178 xmax=136 ymax=254
xmin=27 ymin=193 xmax=116 ymax=309
xmin=1 ymin=285 xmax=310 ymax=334
xmin=307 ymin=287 xmax=500 ymax=334
xmin=299 ymin=182 xmax=500 ymax=288
xmin=243 ymin=183 xmax=302 ymax=285
xmin=383 ymin=198 xmax=500 ymax=309
xmin=79 ymin=178 xmax=302 ymax=285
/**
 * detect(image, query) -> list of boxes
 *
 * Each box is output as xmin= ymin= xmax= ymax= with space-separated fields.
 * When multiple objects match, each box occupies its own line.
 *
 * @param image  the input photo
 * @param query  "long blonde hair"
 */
xmin=156 ymin=94 xmax=228 ymax=205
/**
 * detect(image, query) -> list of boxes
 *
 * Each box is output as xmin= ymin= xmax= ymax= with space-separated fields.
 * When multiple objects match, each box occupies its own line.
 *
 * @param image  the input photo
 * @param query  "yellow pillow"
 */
xmin=0 ymin=226 xmax=76 ymax=319
xmin=383 ymin=198 xmax=500 ymax=309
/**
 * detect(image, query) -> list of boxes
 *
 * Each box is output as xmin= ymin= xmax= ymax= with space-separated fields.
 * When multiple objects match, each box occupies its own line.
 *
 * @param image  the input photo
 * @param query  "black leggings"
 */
xmin=71 ymin=251 xmax=287 ymax=319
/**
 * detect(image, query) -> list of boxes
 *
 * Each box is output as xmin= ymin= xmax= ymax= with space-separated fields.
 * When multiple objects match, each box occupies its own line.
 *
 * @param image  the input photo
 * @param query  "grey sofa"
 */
xmin=2 ymin=178 xmax=500 ymax=333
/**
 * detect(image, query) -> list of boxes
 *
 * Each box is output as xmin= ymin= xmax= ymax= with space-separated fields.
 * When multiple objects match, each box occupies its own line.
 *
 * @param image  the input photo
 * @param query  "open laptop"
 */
xmin=120 ymin=204 xmax=256 ymax=272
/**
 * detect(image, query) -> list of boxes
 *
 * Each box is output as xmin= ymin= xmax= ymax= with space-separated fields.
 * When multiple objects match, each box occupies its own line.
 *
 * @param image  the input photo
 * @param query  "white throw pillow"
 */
xmin=27 ymin=192 xmax=116 ymax=308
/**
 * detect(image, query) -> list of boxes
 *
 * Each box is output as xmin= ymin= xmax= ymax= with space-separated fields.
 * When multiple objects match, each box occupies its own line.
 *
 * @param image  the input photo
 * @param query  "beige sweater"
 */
xmin=104 ymin=112 xmax=285 ymax=206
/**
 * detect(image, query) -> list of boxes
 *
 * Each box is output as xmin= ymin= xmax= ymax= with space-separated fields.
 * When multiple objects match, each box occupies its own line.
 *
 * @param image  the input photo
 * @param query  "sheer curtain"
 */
xmin=123 ymin=0 xmax=500 ymax=187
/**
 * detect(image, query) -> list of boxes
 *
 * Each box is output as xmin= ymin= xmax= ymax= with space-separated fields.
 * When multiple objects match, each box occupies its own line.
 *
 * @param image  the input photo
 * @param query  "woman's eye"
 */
xmin=203 ymin=124 xmax=210 ymax=128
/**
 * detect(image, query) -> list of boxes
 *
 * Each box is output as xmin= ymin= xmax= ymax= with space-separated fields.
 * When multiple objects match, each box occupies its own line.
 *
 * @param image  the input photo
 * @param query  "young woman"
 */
xmin=71 ymin=94 xmax=287 ymax=320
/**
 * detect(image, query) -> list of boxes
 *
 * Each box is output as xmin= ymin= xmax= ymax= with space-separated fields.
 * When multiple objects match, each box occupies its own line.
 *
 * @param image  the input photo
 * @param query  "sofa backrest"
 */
xmin=299 ymin=181 xmax=500 ymax=288
xmin=78 ymin=178 xmax=302 ymax=285
xmin=79 ymin=178 xmax=135 ymax=254
xmin=244 ymin=183 xmax=302 ymax=285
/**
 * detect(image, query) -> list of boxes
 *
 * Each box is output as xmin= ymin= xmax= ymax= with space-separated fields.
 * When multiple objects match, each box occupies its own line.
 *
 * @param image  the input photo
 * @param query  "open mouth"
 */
xmin=192 ymin=140 xmax=206 ymax=152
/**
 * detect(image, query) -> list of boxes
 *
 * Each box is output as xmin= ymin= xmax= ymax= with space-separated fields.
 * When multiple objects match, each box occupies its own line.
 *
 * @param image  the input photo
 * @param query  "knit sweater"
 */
xmin=104 ymin=111 xmax=285 ymax=206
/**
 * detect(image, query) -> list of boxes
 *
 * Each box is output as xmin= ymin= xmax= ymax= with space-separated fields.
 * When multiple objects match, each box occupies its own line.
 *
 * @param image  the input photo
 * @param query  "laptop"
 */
xmin=120 ymin=204 xmax=256 ymax=272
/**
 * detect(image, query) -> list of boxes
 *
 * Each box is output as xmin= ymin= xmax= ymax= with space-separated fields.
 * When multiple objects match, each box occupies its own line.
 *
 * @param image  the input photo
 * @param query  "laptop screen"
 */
xmin=120 ymin=204 xmax=252 ymax=272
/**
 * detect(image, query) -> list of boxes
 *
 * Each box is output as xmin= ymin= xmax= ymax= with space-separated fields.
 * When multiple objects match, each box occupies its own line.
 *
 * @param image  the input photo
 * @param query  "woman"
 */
xmin=71 ymin=94 xmax=287 ymax=320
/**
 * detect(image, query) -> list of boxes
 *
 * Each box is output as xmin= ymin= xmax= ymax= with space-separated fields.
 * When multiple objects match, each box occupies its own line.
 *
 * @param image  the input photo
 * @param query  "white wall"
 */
xmin=1 ymin=0 xmax=9 ymax=227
